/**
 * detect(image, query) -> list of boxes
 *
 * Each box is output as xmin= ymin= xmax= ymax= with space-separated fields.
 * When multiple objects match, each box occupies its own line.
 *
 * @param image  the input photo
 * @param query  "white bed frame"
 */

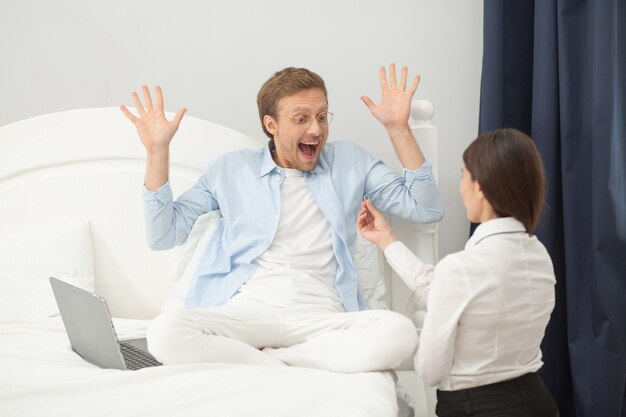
xmin=0 ymin=103 xmax=438 ymax=416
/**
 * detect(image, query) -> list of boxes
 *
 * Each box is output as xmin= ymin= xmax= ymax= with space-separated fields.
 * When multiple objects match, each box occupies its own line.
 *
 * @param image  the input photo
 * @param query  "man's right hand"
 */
xmin=120 ymin=86 xmax=187 ymax=191
xmin=120 ymin=85 xmax=187 ymax=152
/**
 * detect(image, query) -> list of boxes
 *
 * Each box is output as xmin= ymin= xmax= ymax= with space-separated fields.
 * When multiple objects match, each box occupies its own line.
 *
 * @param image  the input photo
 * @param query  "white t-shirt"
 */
xmin=385 ymin=217 xmax=556 ymax=390
xmin=238 ymin=168 xmax=342 ymax=310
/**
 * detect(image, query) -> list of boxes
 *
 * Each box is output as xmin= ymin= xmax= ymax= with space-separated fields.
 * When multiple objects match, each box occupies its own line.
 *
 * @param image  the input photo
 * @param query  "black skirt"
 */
xmin=435 ymin=372 xmax=558 ymax=417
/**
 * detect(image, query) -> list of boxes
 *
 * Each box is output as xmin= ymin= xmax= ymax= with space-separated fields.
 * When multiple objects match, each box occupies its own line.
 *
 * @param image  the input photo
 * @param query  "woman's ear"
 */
xmin=264 ymin=115 xmax=278 ymax=136
xmin=475 ymin=181 xmax=486 ymax=200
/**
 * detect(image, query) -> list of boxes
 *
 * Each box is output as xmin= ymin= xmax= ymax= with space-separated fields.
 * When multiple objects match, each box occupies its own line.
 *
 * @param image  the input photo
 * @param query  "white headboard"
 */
xmin=0 ymin=108 xmax=262 ymax=318
xmin=0 ymin=104 xmax=437 ymax=320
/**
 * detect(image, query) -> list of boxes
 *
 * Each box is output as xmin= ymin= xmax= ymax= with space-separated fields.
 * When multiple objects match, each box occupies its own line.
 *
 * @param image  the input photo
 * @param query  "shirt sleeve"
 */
xmin=415 ymin=255 xmax=469 ymax=387
xmin=400 ymin=162 xmax=444 ymax=223
xmin=142 ymin=181 xmax=177 ymax=250
xmin=142 ymin=171 xmax=219 ymax=250
xmin=383 ymin=240 xmax=434 ymax=301
xmin=361 ymin=145 xmax=443 ymax=224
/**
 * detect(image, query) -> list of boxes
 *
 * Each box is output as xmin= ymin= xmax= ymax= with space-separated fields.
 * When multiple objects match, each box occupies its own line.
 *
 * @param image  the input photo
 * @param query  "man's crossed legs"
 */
xmin=147 ymin=296 xmax=418 ymax=373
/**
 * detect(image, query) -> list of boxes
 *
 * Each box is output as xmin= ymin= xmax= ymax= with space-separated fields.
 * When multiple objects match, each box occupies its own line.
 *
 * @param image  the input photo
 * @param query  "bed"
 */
xmin=0 ymin=103 xmax=438 ymax=417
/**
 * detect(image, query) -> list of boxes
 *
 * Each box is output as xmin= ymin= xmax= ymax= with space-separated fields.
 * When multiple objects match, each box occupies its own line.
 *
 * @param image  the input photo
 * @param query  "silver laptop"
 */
xmin=49 ymin=277 xmax=162 ymax=370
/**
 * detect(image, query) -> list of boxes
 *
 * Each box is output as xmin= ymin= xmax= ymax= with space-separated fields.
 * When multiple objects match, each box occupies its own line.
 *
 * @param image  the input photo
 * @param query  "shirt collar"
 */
xmin=260 ymin=140 xmax=278 ymax=177
xmin=259 ymin=139 xmax=327 ymax=177
xmin=465 ymin=217 xmax=527 ymax=249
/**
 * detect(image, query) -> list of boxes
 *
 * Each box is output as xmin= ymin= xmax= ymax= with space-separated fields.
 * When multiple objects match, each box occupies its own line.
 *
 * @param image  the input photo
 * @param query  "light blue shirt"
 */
xmin=143 ymin=140 xmax=443 ymax=312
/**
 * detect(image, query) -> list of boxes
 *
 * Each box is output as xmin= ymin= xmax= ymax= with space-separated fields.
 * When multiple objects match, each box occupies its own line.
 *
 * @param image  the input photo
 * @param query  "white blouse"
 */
xmin=384 ymin=217 xmax=556 ymax=390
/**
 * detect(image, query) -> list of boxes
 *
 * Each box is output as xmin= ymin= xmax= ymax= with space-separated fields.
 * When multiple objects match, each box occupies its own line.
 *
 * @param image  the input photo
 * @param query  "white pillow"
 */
xmin=0 ymin=220 xmax=95 ymax=318
xmin=161 ymin=210 xmax=222 ymax=312
xmin=161 ymin=210 xmax=388 ymax=311
xmin=353 ymin=233 xmax=388 ymax=309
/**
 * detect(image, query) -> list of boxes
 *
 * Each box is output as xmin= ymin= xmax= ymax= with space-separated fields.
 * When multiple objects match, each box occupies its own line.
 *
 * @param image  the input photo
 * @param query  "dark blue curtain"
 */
xmin=479 ymin=1 xmax=626 ymax=417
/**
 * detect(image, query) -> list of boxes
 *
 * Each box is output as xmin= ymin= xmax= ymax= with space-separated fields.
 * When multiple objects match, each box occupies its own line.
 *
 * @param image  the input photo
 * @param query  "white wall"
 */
xmin=0 ymin=0 xmax=483 ymax=258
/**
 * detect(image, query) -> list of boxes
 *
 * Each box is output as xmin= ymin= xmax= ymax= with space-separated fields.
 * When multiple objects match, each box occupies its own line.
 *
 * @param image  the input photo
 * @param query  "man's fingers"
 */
xmin=379 ymin=66 xmax=389 ymax=89
xmin=399 ymin=66 xmax=408 ymax=91
xmin=408 ymin=74 xmax=421 ymax=96
xmin=142 ymin=85 xmax=154 ymax=111
xmin=172 ymin=108 xmax=187 ymax=127
xmin=119 ymin=105 xmax=137 ymax=123
xmin=389 ymin=63 xmax=397 ymax=88
xmin=155 ymin=86 xmax=164 ymax=110
xmin=360 ymin=96 xmax=376 ymax=112
xmin=131 ymin=92 xmax=145 ymax=114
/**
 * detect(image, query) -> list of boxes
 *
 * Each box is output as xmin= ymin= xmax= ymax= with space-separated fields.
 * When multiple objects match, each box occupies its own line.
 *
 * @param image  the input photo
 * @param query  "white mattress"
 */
xmin=0 ymin=315 xmax=400 ymax=417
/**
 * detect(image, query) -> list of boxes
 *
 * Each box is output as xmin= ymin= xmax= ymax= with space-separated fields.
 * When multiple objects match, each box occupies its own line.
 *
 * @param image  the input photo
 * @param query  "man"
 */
xmin=120 ymin=64 xmax=443 ymax=373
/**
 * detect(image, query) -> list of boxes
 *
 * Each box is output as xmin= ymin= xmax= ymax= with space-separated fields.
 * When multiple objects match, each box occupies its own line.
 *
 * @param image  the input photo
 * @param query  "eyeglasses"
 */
xmin=288 ymin=111 xmax=334 ymax=128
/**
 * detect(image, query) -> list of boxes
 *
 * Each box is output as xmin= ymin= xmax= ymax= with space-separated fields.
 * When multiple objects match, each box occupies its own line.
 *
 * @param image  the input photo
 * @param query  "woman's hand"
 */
xmin=356 ymin=199 xmax=398 ymax=251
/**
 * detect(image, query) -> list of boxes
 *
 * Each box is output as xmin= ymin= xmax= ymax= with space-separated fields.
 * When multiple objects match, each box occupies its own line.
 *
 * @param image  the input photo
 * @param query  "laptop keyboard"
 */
xmin=119 ymin=342 xmax=162 ymax=370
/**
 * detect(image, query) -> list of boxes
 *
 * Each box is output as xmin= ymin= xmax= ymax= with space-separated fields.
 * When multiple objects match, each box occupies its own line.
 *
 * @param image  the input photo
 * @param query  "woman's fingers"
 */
xmin=364 ymin=199 xmax=382 ymax=217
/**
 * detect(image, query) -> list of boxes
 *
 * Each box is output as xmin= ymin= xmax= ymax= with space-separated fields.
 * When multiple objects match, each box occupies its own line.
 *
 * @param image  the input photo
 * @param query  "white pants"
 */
xmin=147 ymin=297 xmax=418 ymax=373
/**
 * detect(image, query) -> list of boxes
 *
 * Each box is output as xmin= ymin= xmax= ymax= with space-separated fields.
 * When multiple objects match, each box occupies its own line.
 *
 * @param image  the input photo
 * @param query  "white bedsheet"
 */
xmin=0 ymin=315 xmax=400 ymax=417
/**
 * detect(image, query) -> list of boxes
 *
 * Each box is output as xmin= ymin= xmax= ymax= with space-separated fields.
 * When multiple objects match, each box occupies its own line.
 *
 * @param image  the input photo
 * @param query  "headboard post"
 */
xmin=385 ymin=99 xmax=439 ymax=327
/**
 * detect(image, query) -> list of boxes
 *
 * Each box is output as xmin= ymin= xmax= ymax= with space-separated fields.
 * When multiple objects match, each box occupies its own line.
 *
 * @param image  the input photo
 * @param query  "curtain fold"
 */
xmin=479 ymin=1 xmax=626 ymax=416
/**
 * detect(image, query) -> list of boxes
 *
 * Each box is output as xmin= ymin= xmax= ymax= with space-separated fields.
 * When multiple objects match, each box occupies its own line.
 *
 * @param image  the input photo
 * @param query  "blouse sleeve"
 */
xmin=415 ymin=255 xmax=470 ymax=387
xmin=384 ymin=240 xmax=435 ymax=301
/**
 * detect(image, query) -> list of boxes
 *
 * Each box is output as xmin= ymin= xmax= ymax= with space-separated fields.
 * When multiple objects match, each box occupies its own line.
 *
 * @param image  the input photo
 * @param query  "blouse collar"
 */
xmin=465 ymin=217 xmax=527 ymax=249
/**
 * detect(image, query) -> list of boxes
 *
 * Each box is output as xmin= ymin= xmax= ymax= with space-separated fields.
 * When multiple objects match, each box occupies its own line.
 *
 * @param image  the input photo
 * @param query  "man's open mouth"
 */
xmin=299 ymin=141 xmax=319 ymax=157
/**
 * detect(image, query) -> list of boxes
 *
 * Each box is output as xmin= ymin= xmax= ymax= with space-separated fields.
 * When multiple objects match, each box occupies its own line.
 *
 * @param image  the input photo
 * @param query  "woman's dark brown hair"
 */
xmin=256 ymin=67 xmax=328 ymax=139
xmin=463 ymin=128 xmax=545 ymax=233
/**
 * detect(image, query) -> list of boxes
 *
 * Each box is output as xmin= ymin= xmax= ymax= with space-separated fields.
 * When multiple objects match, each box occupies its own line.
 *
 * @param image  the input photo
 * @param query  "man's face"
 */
xmin=264 ymin=88 xmax=329 ymax=172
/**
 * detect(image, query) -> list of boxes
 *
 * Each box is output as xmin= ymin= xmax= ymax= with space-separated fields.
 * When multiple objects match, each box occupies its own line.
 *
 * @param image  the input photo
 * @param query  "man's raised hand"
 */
xmin=120 ymin=86 xmax=187 ymax=152
xmin=360 ymin=63 xmax=420 ymax=131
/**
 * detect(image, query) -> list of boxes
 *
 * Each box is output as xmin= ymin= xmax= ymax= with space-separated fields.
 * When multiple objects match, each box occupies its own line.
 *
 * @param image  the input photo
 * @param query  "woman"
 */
xmin=357 ymin=129 xmax=559 ymax=417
